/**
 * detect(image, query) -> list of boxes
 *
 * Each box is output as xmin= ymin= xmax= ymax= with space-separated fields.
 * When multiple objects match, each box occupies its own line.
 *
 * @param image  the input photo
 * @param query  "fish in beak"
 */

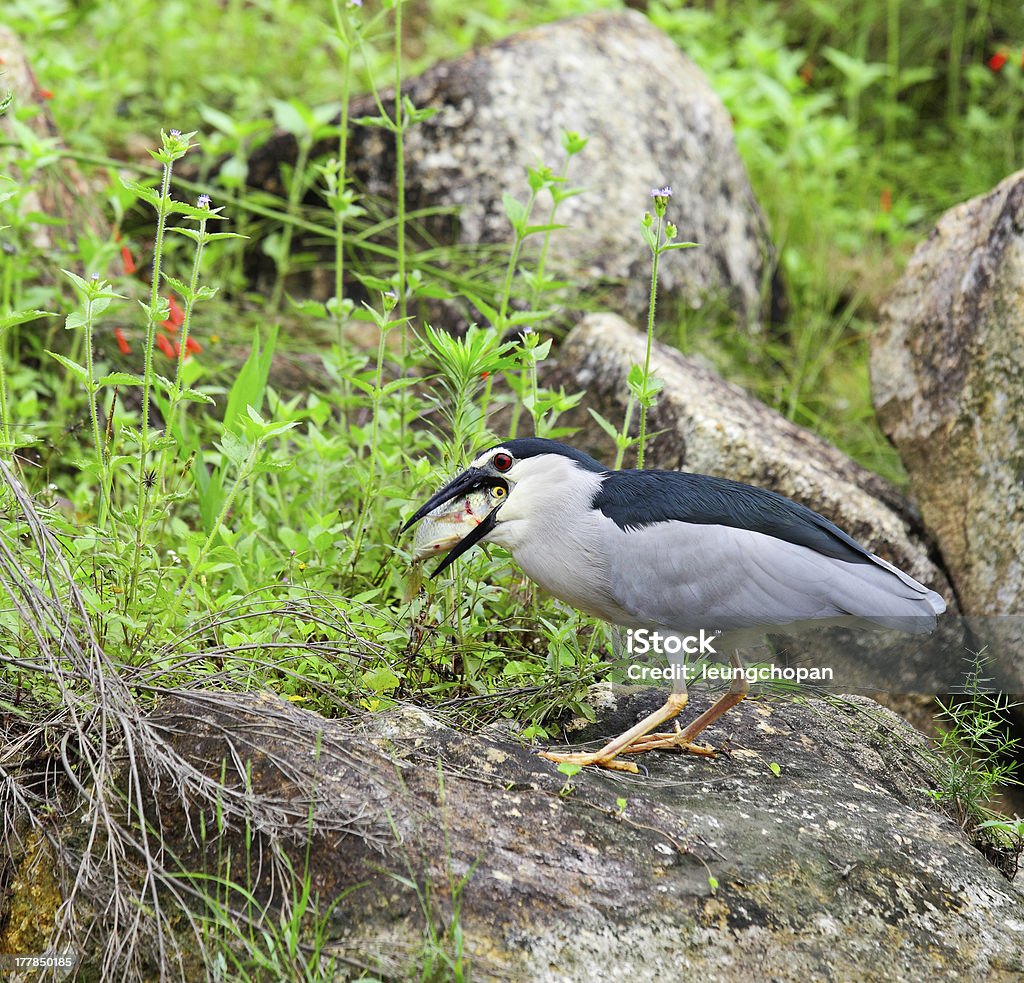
xmin=403 ymin=469 xmax=507 ymax=575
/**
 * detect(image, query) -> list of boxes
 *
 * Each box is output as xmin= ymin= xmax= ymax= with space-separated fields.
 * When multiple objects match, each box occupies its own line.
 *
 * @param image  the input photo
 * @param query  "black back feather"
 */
xmin=489 ymin=439 xmax=872 ymax=566
xmin=593 ymin=470 xmax=874 ymax=565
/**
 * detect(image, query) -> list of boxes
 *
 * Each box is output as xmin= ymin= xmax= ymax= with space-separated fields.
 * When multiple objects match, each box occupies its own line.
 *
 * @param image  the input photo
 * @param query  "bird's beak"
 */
xmin=402 ymin=467 xmax=493 ymax=532
xmin=402 ymin=466 xmax=505 ymax=577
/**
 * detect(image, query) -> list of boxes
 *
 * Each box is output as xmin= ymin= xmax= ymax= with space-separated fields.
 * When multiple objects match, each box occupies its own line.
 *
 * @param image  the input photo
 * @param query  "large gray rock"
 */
xmin=246 ymin=11 xmax=781 ymax=330
xmin=144 ymin=690 xmax=1024 ymax=982
xmin=551 ymin=311 xmax=951 ymax=600
xmin=871 ymin=171 xmax=1024 ymax=618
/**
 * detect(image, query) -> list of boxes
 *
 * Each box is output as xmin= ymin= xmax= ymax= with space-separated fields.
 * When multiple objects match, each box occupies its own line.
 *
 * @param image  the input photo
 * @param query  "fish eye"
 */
xmin=492 ymin=452 xmax=513 ymax=472
xmin=491 ymin=484 xmax=507 ymax=498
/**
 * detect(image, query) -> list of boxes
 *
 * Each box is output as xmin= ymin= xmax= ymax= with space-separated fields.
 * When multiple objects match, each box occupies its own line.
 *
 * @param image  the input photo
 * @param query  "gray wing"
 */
xmin=599 ymin=518 xmax=944 ymax=635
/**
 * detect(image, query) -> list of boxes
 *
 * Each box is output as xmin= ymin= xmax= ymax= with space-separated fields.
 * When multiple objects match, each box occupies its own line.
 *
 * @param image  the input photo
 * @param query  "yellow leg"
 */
xmin=624 ymin=650 xmax=749 ymax=754
xmin=538 ymin=690 xmax=691 ymax=774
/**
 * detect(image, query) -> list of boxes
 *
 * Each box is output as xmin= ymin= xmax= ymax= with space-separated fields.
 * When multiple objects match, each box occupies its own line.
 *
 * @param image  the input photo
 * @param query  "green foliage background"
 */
xmin=1 ymin=0 xmax=1021 ymax=727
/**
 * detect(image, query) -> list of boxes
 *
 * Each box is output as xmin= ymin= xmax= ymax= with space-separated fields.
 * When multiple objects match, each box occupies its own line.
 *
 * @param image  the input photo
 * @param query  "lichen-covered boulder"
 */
xmin=147 ymin=690 xmax=1024 ymax=982
xmin=871 ymin=171 xmax=1024 ymax=619
xmin=246 ymin=10 xmax=781 ymax=330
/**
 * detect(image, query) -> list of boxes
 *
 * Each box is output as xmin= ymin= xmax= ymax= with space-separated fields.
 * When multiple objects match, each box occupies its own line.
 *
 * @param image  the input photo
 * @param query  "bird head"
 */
xmin=402 ymin=438 xmax=606 ymax=575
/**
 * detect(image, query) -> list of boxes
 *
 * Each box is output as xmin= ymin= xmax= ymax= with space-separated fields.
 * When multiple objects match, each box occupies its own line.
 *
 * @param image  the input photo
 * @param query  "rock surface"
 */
xmin=550 ymin=311 xmax=951 ymax=601
xmin=149 ymin=690 xmax=1024 ymax=982
xmin=871 ymin=171 xmax=1024 ymax=618
xmin=246 ymin=10 xmax=781 ymax=330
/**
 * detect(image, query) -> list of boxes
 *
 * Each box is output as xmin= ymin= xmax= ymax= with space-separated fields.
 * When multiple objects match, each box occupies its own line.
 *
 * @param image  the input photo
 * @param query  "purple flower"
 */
xmin=650 ymin=186 xmax=672 ymax=199
xmin=197 ymin=194 xmax=211 ymax=208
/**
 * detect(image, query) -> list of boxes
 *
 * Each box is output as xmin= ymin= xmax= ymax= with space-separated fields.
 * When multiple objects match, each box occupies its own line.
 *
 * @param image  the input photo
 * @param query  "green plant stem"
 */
xmin=394 ymin=0 xmax=407 ymax=327
xmin=509 ymin=160 xmax=572 ymax=441
xmin=348 ymin=310 xmax=390 ymax=576
xmin=885 ymin=0 xmax=900 ymax=152
xmin=169 ymin=439 xmax=260 ymax=622
xmin=947 ymin=0 xmax=966 ymax=125
xmin=169 ymin=217 xmax=209 ymax=417
xmin=0 ymin=333 xmax=10 ymax=454
xmin=391 ymin=0 xmax=415 ymax=449
xmin=496 ymin=190 xmax=538 ymax=332
xmin=331 ymin=0 xmax=354 ymax=350
xmin=636 ymin=211 xmax=663 ymax=471
xmin=614 ymin=398 xmax=634 ymax=471
xmin=130 ymin=155 xmax=176 ymax=604
xmin=81 ymin=296 xmax=109 ymax=526
xmin=139 ymin=160 xmax=174 ymax=459
xmin=487 ymin=187 xmax=539 ymax=439
xmin=0 ymin=262 xmax=11 ymax=452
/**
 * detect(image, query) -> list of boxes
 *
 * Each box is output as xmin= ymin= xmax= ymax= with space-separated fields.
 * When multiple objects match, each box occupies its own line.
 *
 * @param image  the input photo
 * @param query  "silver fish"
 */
xmin=411 ymin=487 xmax=505 ymax=562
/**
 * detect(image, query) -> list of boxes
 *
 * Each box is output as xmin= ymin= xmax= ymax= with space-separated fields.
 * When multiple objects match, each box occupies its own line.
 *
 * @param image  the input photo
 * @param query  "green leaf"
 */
xmin=352 ymin=113 xmax=396 ymax=131
xmin=362 ymin=665 xmax=400 ymax=693
xmin=223 ymin=326 xmax=278 ymax=434
xmin=201 ymin=231 xmax=247 ymax=242
xmin=46 ymin=351 xmax=89 ymax=385
xmin=524 ymin=222 xmax=567 ymax=236
xmin=198 ymin=104 xmax=237 ymax=134
xmin=271 ymin=99 xmax=315 ymax=139
xmin=505 ymin=308 xmax=557 ymax=328
xmin=402 ymin=98 xmax=437 ymax=126
xmin=178 ymin=387 xmax=216 ymax=405
xmin=61 ymin=269 xmax=90 ymax=293
xmin=99 ymin=372 xmax=144 ymax=386
xmin=587 ymin=408 xmax=621 ymax=442
xmin=218 ymin=431 xmax=251 ymax=468
xmin=120 ymin=177 xmax=164 ymax=210
xmin=0 ymin=309 xmax=51 ymax=331
xmin=163 ymin=274 xmax=192 ymax=299
xmin=502 ymin=192 xmax=528 ymax=233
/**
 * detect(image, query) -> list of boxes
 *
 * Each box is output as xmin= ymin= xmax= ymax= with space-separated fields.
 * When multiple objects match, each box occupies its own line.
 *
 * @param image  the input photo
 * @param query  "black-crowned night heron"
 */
xmin=403 ymin=438 xmax=946 ymax=773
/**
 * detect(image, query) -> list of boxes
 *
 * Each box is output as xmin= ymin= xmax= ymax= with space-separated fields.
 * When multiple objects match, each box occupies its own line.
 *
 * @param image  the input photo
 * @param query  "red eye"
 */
xmin=492 ymin=452 xmax=513 ymax=473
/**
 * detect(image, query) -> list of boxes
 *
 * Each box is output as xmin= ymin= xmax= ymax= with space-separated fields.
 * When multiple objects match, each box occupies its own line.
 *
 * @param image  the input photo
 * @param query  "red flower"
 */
xmin=879 ymin=186 xmax=892 ymax=214
xmin=155 ymin=333 xmax=175 ymax=358
xmin=114 ymin=327 xmax=131 ymax=355
xmin=38 ymin=88 xmax=54 ymax=100
xmin=989 ymin=50 xmax=1008 ymax=71
xmin=120 ymin=244 xmax=137 ymax=275
xmin=184 ymin=337 xmax=202 ymax=355
xmin=481 ymin=371 xmax=490 ymax=379
xmin=161 ymin=294 xmax=184 ymax=332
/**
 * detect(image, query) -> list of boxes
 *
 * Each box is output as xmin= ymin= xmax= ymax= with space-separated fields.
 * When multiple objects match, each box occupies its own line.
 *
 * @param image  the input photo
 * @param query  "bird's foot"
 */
xmin=620 ymin=731 xmax=717 ymax=756
xmin=537 ymin=749 xmax=640 ymax=774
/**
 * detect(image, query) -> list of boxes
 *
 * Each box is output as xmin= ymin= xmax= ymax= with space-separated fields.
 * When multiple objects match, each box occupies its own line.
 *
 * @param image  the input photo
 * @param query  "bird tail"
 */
xmin=857 ymin=553 xmax=946 ymax=633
